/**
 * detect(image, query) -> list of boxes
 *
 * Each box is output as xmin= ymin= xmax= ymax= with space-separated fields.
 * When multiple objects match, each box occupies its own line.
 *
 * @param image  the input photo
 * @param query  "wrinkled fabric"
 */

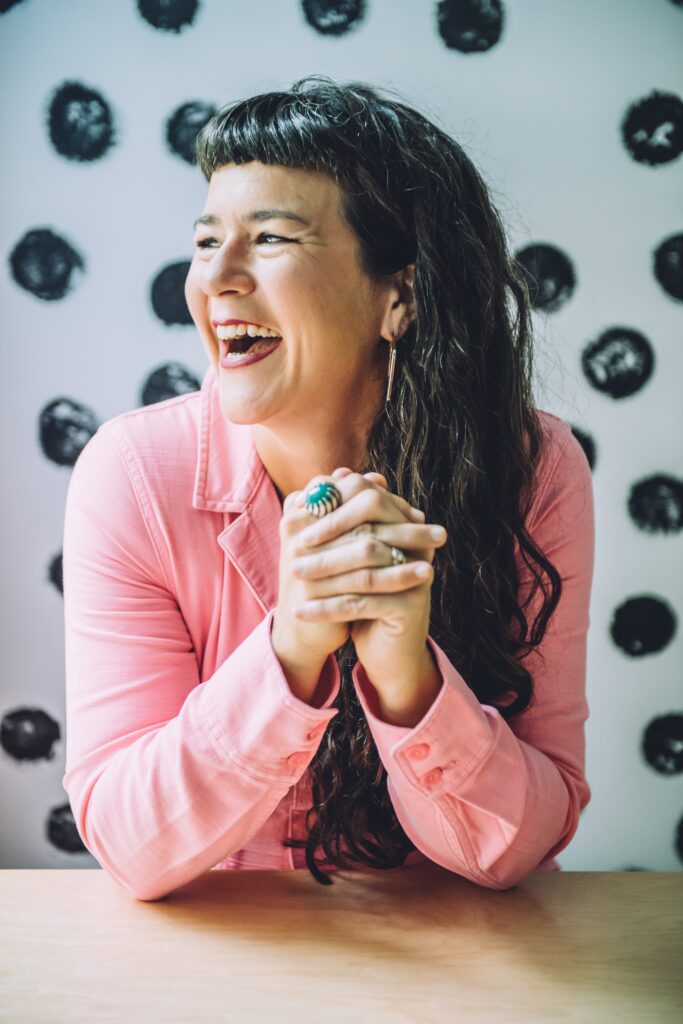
xmin=62 ymin=364 xmax=594 ymax=901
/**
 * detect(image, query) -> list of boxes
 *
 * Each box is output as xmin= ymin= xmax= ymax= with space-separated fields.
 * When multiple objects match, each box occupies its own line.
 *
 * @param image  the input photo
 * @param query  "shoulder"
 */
xmin=527 ymin=410 xmax=593 ymax=533
xmin=73 ymin=387 xmax=202 ymax=488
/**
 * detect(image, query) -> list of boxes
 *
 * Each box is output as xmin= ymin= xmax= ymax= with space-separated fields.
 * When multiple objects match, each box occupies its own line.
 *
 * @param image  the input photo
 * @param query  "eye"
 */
xmin=256 ymin=233 xmax=293 ymax=244
xmin=193 ymin=233 xmax=294 ymax=249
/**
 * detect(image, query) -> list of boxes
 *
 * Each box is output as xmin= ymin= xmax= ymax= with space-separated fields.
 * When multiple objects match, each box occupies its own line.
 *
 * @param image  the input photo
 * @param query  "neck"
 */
xmin=252 ymin=421 xmax=371 ymax=506
xmin=250 ymin=382 xmax=385 ymax=501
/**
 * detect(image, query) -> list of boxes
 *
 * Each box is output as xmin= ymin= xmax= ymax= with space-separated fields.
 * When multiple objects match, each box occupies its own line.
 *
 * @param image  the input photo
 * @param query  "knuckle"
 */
xmin=344 ymin=593 xmax=366 ymax=613
xmin=290 ymin=537 xmax=307 ymax=557
xmin=315 ymin=553 xmax=329 ymax=574
xmin=357 ymin=568 xmax=375 ymax=590
xmin=363 ymin=537 xmax=381 ymax=559
xmin=362 ymin=489 xmax=383 ymax=515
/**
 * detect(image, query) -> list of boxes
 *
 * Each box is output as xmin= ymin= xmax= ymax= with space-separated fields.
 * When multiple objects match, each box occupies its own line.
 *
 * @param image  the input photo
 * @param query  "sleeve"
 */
xmin=351 ymin=426 xmax=595 ymax=890
xmin=61 ymin=423 xmax=341 ymax=902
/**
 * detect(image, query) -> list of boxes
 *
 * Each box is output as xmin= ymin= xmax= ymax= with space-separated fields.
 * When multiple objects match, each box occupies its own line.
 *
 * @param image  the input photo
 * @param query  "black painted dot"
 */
xmin=45 ymin=81 xmax=116 ymax=162
xmin=610 ymin=595 xmax=677 ymax=657
xmin=47 ymin=803 xmax=89 ymax=854
xmin=580 ymin=326 xmax=654 ymax=400
xmin=641 ymin=713 xmax=683 ymax=775
xmin=653 ymin=233 xmax=683 ymax=302
xmin=0 ymin=0 xmax=26 ymax=12
xmin=39 ymin=398 xmax=99 ymax=467
xmin=141 ymin=363 xmax=202 ymax=406
xmin=628 ymin=474 xmax=683 ymax=535
xmin=301 ymin=0 xmax=366 ymax=35
xmin=8 ymin=228 xmax=85 ymax=301
xmin=150 ymin=260 xmax=193 ymax=325
xmin=620 ymin=89 xmax=683 ymax=166
xmin=513 ymin=243 xmax=576 ymax=312
xmin=48 ymin=551 xmax=63 ymax=595
xmin=569 ymin=426 xmax=596 ymax=472
xmin=165 ymin=100 xmax=217 ymax=165
xmin=436 ymin=0 xmax=504 ymax=53
xmin=136 ymin=0 xmax=200 ymax=32
xmin=0 ymin=707 xmax=60 ymax=762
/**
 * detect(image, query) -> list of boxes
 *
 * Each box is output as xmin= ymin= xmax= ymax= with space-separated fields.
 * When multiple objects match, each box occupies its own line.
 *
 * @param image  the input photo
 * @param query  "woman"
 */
xmin=62 ymin=75 xmax=594 ymax=900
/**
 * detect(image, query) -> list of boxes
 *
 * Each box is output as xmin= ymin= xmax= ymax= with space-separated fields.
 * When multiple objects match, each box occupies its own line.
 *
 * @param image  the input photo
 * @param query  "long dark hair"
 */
xmin=194 ymin=75 xmax=562 ymax=885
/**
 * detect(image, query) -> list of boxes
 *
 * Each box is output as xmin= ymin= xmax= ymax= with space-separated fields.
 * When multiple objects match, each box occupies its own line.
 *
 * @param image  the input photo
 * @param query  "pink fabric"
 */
xmin=62 ymin=365 xmax=594 ymax=901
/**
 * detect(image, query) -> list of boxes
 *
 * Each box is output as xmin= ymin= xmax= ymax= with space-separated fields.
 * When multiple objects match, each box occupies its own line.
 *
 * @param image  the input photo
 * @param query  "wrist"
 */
xmin=366 ymin=645 xmax=442 ymax=728
xmin=271 ymin=620 xmax=329 ymax=706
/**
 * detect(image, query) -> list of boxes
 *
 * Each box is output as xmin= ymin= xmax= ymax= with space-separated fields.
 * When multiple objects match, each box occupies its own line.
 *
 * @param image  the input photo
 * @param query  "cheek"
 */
xmin=185 ymin=265 xmax=219 ymax=364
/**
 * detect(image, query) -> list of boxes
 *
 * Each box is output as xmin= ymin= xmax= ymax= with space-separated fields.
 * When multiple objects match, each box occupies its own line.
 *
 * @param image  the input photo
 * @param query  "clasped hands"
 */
xmin=274 ymin=467 xmax=448 ymax=723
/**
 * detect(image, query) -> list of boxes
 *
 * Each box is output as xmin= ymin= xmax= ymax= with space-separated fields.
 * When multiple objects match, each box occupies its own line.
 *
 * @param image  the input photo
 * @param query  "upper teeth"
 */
xmin=215 ymin=323 xmax=281 ymax=339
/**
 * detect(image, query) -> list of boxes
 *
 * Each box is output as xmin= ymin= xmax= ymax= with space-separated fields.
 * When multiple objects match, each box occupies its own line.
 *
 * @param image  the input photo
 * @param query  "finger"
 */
xmin=300 ymin=560 xmax=433 ymax=600
xmin=295 ymin=589 xmax=428 ymax=622
xmin=354 ymin=522 xmax=447 ymax=552
xmin=297 ymin=482 xmax=426 ymax=549
xmin=292 ymin=526 xmax=445 ymax=580
xmin=282 ymin=489 xmax=304 ymax=513
xmin=294 ymin=471 xmax=423 ymax=523
xmin=362 ymin=472 xmax=388 ymax=489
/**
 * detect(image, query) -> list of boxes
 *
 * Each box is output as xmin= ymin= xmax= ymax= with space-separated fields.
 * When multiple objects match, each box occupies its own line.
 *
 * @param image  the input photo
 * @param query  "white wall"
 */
xmin=1 ymin=0 xmax=681 ymax=871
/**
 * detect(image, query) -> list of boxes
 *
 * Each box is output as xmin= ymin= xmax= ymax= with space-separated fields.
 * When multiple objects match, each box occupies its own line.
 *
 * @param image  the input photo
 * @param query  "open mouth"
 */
xmin=219 ymin=333 xmax=284 ymax=368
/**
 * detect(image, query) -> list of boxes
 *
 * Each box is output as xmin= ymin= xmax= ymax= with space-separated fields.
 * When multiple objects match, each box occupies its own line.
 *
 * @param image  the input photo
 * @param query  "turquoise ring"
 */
xmin=304 ymin=481 xmax=343 ymax=518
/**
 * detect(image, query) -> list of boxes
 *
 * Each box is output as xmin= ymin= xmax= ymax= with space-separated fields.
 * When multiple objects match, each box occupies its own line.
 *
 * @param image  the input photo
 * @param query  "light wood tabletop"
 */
xmin=1 ymin=863 xmax=681 ymax=1023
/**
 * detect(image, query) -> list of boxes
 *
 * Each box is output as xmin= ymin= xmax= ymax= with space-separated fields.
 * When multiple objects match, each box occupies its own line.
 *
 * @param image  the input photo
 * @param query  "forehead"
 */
xmin=201 ymin=161 xmax=340 ymax=221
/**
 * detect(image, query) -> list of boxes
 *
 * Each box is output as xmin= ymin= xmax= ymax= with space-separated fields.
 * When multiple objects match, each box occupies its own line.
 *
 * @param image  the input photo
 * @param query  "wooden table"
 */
xmin=1 ymin=863 xmax=681 ymax=1022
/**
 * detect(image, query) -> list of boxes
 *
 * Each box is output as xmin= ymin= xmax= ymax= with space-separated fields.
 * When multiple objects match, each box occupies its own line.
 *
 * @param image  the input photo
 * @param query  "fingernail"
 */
xmin=430 ymin=526 xmax=446 ymax=541
xmin=410 ymin=508 xmax=426 ymax=521
xmin=415 ymin=563 xmax=431 ymax=577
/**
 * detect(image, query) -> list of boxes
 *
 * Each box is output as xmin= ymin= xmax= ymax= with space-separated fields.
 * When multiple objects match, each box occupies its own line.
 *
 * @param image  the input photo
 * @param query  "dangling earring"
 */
xmin=385 ymin=335 xmax=397 ymax=405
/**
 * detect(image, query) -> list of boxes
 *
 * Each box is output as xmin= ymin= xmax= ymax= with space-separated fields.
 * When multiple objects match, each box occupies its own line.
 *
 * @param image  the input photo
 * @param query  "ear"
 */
xmin=379 ymin=263 xmax=416 ymax=342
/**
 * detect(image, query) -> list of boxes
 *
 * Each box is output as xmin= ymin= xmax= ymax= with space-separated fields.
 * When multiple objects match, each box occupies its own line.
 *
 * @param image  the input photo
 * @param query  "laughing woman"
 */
xmin=62 ymin=75 xmax=594 ymax=900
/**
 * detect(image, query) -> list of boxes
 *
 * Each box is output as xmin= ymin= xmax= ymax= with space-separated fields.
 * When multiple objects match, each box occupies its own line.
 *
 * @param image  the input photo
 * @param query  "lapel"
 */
xmin=191 ymin=365 xmax=282 ymax=613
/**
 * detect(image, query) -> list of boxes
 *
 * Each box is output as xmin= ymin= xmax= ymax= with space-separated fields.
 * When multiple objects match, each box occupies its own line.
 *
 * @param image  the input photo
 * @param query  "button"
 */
xmin=306 ymin=722 xmax=327 ymax=741
xmin=405 ymin=743 xmax=430 ymax=761
xmin=420 ymin=767 xmax=443 ymax=787
xmin=287 ymin=752 xmax=309 ymax=770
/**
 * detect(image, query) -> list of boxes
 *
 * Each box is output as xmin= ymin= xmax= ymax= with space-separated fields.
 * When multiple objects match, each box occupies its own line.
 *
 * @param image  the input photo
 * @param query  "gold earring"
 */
xmin=385 ymin=336 xmax=397 ymax=404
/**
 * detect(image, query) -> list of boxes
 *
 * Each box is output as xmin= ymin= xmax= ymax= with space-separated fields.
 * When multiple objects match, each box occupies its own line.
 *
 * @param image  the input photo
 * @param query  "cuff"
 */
xmin=202 ymin=609 xmax=340 ymax=784
xmin=352 ymin=634 xmax=494 ymax=793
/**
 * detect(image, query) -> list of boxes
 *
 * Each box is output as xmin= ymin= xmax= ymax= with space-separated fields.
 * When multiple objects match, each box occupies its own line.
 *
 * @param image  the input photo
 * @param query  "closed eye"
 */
xmin=194 ymin=233 xmax=294 ymax=248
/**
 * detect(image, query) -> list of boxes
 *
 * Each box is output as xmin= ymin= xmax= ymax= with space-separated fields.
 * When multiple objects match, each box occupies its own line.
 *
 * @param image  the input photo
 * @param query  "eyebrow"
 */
xmin=192 ymin=208 xmax=310 ymax=230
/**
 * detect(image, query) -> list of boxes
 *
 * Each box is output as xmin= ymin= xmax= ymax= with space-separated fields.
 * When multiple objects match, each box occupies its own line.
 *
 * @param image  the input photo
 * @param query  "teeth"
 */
xmin=224 ymin=350 xmax=256 ymax=361
xmin=215 ymin=323 xmax=281 ymax=340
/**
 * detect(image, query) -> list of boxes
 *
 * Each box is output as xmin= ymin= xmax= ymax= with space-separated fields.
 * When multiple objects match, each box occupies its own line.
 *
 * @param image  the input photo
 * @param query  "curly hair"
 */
xmin=193 ymin=75 xmax=562 ymax=885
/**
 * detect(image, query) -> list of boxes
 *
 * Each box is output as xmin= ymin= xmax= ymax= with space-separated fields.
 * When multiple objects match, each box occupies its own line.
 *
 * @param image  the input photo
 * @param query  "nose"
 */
xmin=198 ymin=240 xmax=255 ymax=298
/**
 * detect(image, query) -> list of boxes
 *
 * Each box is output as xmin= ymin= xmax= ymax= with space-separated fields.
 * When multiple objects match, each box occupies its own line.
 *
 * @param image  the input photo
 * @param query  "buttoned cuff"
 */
xmin=203 ymin=609 xmax=340 ymax=784
xmin=351 ymin=634 xmax=494 ymax=794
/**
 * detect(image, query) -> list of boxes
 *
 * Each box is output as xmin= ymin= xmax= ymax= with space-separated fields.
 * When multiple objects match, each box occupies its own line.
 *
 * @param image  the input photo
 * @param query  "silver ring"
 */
xmin=390 ymin=546 xmax=407 ymax=565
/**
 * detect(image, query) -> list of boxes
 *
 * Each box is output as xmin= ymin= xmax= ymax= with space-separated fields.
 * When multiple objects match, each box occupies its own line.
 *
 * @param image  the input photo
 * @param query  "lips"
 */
xmin=211 ymin=318 xmax=276 ymax=331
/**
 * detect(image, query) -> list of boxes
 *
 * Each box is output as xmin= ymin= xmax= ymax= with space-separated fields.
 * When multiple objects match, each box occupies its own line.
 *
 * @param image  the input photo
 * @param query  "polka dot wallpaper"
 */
xmin=1 ymin=0 xmax=681 ymax=872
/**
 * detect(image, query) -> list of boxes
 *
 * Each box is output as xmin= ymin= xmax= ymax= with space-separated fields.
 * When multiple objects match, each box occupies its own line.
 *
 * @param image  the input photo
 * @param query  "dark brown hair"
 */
xmin=194 ymin=75 xmax=562 ymax=884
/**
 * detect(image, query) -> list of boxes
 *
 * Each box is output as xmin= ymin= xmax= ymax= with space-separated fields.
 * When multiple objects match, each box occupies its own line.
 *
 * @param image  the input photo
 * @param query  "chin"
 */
xmin=217 ymin=392 xmax=272 ymax=426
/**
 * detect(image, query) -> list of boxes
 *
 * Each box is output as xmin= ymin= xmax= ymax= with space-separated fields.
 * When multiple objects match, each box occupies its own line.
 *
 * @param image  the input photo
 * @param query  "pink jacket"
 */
xmin=62 ymin=365 xmax=594 ymax=901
